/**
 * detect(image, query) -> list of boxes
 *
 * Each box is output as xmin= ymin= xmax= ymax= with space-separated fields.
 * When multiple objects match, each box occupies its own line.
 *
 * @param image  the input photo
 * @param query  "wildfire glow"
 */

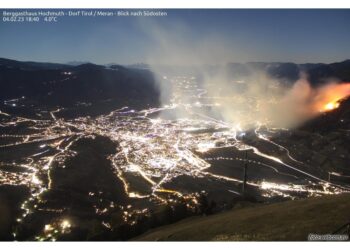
xmin=275 ymin=79 xmax=350 ymax=128
xmin=316 ymin=83 xmax=350 ymax=112
xmin=323 ymin=101 xmax=340 ymax=111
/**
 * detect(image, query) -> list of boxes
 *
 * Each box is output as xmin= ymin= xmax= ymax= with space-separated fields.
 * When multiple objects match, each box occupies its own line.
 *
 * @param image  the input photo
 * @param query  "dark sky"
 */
xmin=1 ymin=9 xmax=350 ymax=64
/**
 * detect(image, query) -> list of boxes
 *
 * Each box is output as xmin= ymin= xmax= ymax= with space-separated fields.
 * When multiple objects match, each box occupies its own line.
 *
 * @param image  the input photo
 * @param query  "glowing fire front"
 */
xmin=316 ymin=83 xmax=350 ymax=112
xmin=323 ymin=101 xmax=340 ymax=111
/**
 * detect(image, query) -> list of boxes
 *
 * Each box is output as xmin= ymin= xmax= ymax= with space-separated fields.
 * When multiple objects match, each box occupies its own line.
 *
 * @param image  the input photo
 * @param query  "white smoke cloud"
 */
xmin=139 ymin=20 xmax=349 ymax=130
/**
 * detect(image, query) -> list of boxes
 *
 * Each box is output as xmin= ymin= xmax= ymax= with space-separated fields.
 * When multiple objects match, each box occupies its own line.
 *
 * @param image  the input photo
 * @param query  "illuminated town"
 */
xmin=1 ymin=74 xmax=349 ymax=240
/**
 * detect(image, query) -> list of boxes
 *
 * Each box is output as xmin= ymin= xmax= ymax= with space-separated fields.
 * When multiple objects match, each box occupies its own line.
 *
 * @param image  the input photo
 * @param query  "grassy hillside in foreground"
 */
xmin=134 ymin=193 xmax=350 ymax=241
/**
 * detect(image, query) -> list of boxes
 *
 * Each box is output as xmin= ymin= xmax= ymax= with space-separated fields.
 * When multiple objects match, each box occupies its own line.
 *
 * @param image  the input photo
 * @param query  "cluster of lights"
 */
xmin=34 ymin=219 xmax=72 ymax=241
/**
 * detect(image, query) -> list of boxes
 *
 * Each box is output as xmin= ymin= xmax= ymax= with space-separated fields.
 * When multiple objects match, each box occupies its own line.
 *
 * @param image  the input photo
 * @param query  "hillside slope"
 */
xmin=134 ymin=194 xmax=350 ymax=241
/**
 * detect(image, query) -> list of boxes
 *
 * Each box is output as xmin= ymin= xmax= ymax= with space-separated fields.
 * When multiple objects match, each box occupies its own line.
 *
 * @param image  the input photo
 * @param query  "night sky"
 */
xmin=1 ymin=9 xmax=350 ymax=64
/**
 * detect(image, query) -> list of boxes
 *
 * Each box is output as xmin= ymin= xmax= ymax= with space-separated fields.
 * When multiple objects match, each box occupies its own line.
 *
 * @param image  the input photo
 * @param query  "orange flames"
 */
xmin=277 ymin=80 xmax=350 ymax=128
xmin=314 ymin=83 xmax=350 ymax=112
xmin=323 ymin=101 xmax=340 ymax=111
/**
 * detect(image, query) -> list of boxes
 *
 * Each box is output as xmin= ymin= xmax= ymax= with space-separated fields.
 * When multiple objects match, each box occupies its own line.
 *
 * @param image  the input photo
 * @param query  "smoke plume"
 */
xmin=140 ymin=20 xmax=350 ymax=129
